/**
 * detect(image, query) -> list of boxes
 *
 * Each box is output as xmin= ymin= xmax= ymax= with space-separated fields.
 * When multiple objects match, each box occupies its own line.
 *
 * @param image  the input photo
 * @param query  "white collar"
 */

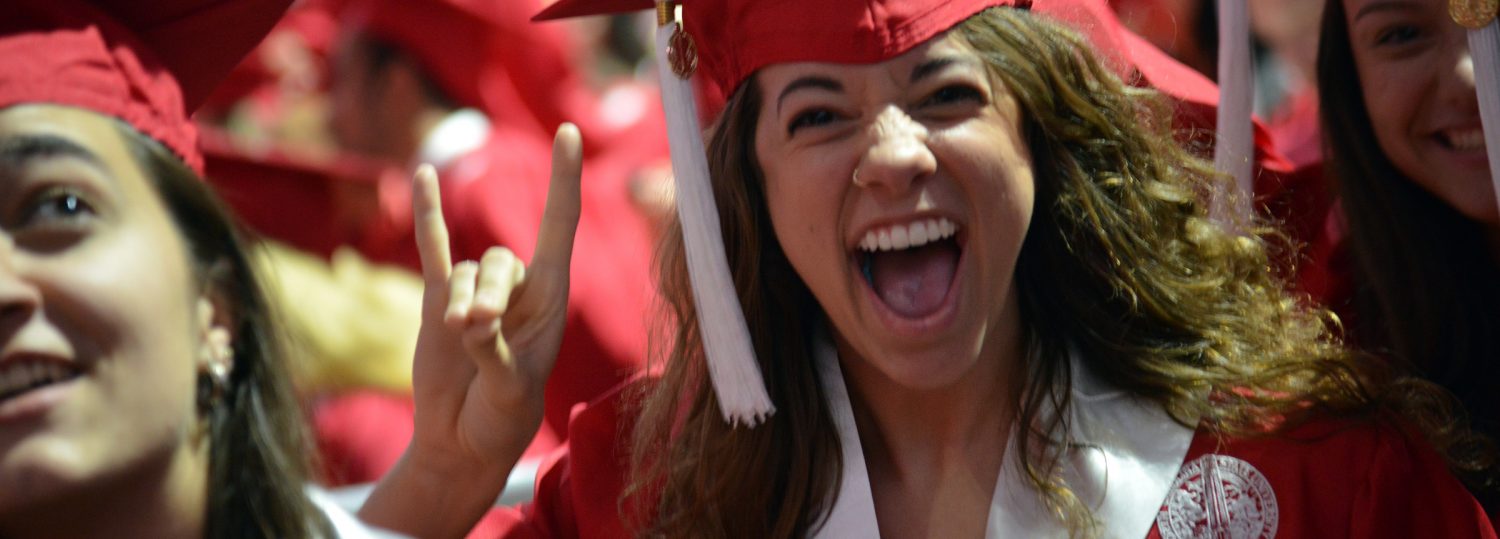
xmin=416 ymin=108 xmax=491 ymax=169
xmin=812 ymin=337 xmax=1196 ymax=538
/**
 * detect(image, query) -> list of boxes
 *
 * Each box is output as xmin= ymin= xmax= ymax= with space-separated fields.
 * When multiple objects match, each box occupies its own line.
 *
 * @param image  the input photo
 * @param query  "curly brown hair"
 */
xmin=625 ymin=6 xmax=1483 ymax=537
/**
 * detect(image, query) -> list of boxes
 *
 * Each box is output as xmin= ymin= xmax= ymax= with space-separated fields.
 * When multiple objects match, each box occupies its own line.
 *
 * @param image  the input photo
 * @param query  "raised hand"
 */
xmin=360 ymin=124 xmax=583 ymax=538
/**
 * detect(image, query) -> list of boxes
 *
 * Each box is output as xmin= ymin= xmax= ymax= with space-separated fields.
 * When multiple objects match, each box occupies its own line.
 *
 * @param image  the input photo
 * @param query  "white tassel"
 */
xmin=1212 ymin=0 xmax=1254 ymax=227
xmin=1470 ymin=22 xmax=1500 ymax=216
xmin=653 ymin=23 xmax=775 ymax=427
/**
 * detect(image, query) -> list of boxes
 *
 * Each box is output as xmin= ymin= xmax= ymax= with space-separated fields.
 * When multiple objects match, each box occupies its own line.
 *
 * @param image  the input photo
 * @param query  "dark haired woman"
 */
xmin=1317 ymin=0 xmax=1499 ymax=512
xmin=0 ymin=0 xmax=402 ymax=536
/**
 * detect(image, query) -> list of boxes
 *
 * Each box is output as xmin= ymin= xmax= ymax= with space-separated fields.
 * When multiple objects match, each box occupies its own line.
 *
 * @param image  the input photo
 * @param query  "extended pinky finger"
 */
xmin=445 ymin=260 xmax=479 ymax=327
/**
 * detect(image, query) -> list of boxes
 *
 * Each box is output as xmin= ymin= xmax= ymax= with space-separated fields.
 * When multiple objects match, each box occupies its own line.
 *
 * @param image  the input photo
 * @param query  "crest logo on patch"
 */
xmin=1157 ymin=454 xmax=1278 ymax=539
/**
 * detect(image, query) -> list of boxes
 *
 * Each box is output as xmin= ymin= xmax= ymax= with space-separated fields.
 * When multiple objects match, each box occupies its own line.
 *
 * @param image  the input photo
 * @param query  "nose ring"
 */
xmin=852 ymin=167 xmax=868 ymax=188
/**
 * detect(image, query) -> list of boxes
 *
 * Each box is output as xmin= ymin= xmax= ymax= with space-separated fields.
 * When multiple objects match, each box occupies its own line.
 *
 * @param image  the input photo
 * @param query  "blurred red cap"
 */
xmin=0 ymin=0 xmax=292 ymax=173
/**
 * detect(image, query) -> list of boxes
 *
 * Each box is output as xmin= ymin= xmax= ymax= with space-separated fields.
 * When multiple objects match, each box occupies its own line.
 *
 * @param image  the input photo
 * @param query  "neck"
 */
xmin=0 ymin=430 xmax=210 ymax=539
xmin=840 ymin=327 xmax=1021 ymax=482
xmin=835 ymin=300 xmax=1025 ymax=538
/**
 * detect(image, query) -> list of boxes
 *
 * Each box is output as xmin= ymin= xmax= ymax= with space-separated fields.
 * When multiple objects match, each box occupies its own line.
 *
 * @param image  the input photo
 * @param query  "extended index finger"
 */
xmin=412 ymin=164 xmax=453 ymax=288
xmin=530 ymin=123 xmax=583 ymax=276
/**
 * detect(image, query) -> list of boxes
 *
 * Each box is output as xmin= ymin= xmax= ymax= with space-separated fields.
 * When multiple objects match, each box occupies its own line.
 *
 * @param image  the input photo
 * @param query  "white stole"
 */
xmin=810 ymin=338 xmax=1196 ymax=539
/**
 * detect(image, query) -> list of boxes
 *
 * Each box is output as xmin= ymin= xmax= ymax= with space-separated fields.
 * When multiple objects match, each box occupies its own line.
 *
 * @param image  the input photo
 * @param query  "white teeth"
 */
xmin=1445 ymin=128 xmax=1486 ymax=151
xmin=909 ymin=221 xmax=929 ymax=245
xmin=891 ymin=226 xmax=910 ymax=250
xmin=0 ymin=361 xmax=77 ymax=398
xmin=857 ymin=217 xmax=960 ymax=253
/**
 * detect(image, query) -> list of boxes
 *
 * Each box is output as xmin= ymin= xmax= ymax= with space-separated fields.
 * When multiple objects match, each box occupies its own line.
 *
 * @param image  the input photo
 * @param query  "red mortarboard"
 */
xmin=331 ymin=0 xmax=590 ymax=138
xmin=534 ymin=0 xmax=1277 ymax=172
xmin=331 ymin=0 xmax=511 ymax=114
xmin=0 ymin=0 xmax=292 ymax=173
xmin=532 ymin=0 xmax=1226 ymax=106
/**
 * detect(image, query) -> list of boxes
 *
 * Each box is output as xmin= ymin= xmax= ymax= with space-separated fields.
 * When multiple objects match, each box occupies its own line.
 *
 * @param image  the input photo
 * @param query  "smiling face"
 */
xmin=0 ymin=104 xmax=221 ymax=517
xmin=753 ymin=32 xmax=1034 ymax=390
xmin=1344 ymin=0 xmax=1494 ymax=223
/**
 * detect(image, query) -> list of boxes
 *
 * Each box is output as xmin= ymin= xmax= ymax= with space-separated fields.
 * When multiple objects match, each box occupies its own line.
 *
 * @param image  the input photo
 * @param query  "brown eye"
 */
xmin=920 ymin=84 xmax=984 ymax=107
xmin=787 ymin=108 xmax=840 ymax=136
xmin=21 ymin=188 xmax=95 ymax=229
xmin=1375 ymin=25 xmax=1421 ymax=46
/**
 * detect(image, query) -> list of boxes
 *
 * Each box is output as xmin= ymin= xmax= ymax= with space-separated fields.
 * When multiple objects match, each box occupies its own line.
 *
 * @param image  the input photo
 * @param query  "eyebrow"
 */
xmin=911 ymin=57 xmax=965 ymax=84
xmin=776 ymin=76 xmax=844 ymax=116
xmin=1353 ymin=0 xmax=1418 ymax=23
xmin=773 ymin=56 xmax=980 ymax=116
xmin=0 ymin=133 xmax=108 ymax=173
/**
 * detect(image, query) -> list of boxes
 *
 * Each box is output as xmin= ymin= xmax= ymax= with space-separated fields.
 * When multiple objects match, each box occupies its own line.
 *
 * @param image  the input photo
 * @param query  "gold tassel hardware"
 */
xmin=1452 ymin=0 xmax=1499 ymax=29
xmin=656 ymin=1 xmax=698 ymax=79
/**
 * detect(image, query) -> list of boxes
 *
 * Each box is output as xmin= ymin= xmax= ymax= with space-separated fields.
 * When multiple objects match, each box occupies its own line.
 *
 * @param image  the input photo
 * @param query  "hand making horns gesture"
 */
xmin=359 ymin=124 xmax=584 ymax=538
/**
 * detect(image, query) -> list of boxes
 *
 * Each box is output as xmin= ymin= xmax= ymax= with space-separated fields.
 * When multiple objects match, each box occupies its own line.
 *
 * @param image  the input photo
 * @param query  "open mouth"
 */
xmin=0 ymin=360 xmax=82 ymax=404
xmin=854 ymin=217 xmax=964 ymax=319
xmin=1437 ymin=127 xmax=1486 ymax=152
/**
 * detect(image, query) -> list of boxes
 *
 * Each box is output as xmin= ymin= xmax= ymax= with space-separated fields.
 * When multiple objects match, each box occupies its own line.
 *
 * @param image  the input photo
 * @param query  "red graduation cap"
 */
xmin=328 ymin=0 xmax=522 ymax=120
xmin=0 ymin=0 xmax=292 ymax=173
xmin=533 ymin=0 xmax=1283 ymax=427
xmin=330 ymin=0 xmax=607 ymax=143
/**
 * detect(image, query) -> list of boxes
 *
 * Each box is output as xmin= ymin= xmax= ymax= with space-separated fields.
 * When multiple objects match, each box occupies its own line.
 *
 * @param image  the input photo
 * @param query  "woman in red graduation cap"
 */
xmin=0 ymin=0 xmax=423 ymax=536
xmin=361 ymin=0 xmax=1497 ymax=537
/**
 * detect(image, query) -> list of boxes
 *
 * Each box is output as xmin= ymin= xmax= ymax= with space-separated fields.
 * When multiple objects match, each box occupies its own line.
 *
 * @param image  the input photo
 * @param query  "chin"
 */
xmin=0 ymin=445 xmax=89 ymax=509
xmin=858 ymin=338 xmax=986 ymax=391
xmin=1453 ymin=188 xmax=1500 ymax=226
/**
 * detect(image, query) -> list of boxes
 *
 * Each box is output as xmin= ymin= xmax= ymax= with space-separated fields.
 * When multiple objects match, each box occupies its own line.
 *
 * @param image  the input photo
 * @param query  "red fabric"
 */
xmin=200 ymin=128 xmax=394 ymax=259
xmin=1144 ymin=419 xmax=1495 ymax=539
xmin=199 ymin=3 xmax=338 ymax=118
xmin=480 ymin=384 xmax=1494 ymax=538
xmin=313 ymin=391 xmax=416 ymax=486
xmin=312 ymin=390 xmax=563 ymax=487
xmin=1253 ymin=161 xmax=1345 ymax=303
xmin=482 ymin=383 xmax=641 ymax=539
xmin=536 ymin=0 xmax=1018 ymax=100
xmin=331 ymin=0 xmax=666 ymax=158
xmin=1266 ymin=88 xmax=1324 ymax=170
xmin=331 ymin=0 xmax=536 ymax=133
xmin=0 ymin=0 xmax=290 ymax=173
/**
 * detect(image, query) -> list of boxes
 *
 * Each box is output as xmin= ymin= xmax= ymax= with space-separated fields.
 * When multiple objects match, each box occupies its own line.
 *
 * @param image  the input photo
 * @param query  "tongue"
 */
xmin=869 ymin=240 xmax=960 ymax=318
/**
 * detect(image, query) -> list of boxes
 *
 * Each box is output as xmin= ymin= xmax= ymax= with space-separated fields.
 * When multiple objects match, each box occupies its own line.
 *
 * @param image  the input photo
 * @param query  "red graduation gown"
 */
xmin=475 ymin=384 xmax=1494 ymax=539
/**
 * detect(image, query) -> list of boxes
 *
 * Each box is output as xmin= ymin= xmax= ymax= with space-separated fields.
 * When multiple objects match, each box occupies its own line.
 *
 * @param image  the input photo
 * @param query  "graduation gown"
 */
xmin=478 ymin=351 xmax=1494 ymax=539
